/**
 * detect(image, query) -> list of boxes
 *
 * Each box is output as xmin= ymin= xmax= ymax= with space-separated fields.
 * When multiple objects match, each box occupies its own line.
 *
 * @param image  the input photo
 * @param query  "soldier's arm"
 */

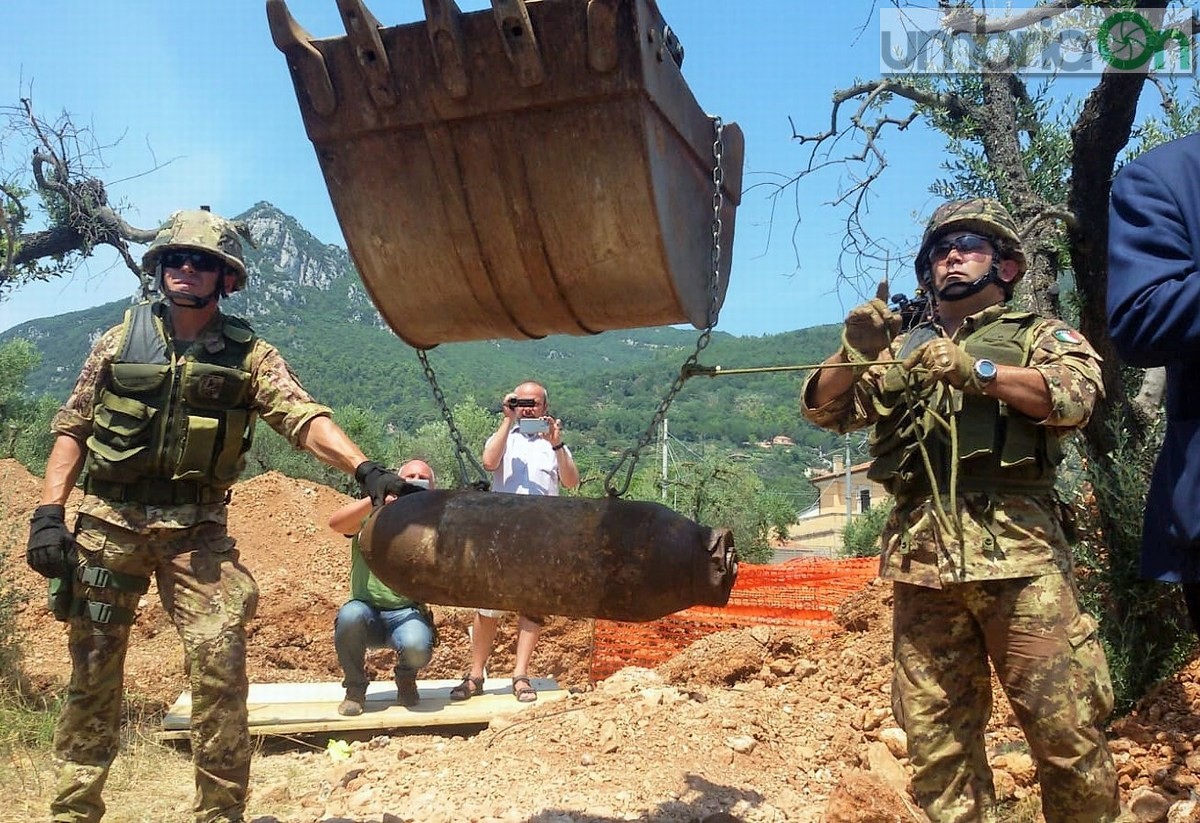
xmin=296 ymin=415 xmax=369 ymax=475
xmin=1025 ymin=322 xmax=1104 ymax=428
xmin=247 ymin=342 xmax=373 ymax=475
xmin=40 ymin=326 xmax=121 ymax=505
xmin=40 ymin=435 xmax=86 ymax=505
xmin=804 ymin=349 xmax=859 ymax=409
xmin=975 ymin=363 xmax=1052 ymax=421
xmin=248 ymin=342 xmax=335 ymax=447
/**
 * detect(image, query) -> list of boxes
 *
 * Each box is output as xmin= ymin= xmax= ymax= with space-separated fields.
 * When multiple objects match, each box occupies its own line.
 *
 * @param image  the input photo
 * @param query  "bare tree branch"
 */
xmin=937 ymin=0 xmax=1088 ymax=34
xmin=0 ymin=96 xmax=167 ymax=296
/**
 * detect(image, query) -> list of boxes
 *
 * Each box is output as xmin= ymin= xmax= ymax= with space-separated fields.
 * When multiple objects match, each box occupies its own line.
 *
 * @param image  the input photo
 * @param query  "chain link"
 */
xmin=603 ymin=117 xmax=726 ymax=497
xmin=416 ymin=348 xmax=490 ymax=490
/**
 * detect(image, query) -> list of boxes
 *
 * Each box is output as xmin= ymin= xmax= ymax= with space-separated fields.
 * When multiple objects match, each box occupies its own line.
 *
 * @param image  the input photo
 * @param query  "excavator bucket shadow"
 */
xmin=268 ymin=0 xmax=744 ymax=349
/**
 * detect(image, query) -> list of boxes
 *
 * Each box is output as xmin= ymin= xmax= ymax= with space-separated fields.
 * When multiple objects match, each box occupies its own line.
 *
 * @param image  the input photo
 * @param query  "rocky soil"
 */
xmin=3 ymin=458 xmax=1200 ymax=823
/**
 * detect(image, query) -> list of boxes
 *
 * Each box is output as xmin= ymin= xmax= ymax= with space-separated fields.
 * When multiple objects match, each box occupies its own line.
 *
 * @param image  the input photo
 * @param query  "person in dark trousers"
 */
xmin=24 ymin=208 xmax=413 ymax=823
xmin=1108 ymin=132 xmax=1200 ymax=637
xmin=803 ymin=199 xmax=1121 ymax=822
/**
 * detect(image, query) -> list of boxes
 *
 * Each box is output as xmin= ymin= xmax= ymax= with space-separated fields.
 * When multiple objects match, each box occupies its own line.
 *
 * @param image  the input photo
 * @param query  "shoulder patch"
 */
xmin=1052 ymin=328 xmax=1083 ymax=344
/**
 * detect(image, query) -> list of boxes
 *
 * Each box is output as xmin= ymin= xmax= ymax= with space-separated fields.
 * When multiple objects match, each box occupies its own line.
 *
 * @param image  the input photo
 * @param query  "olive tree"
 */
xmin=786 ymin=0 xmax=1197 ymax=702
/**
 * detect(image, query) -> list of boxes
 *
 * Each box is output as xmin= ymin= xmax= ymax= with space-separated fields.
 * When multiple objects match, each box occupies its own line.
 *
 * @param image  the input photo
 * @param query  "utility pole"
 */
xmin=661 ymin=417 xmax=668 ymax=501
xmin=844 ymin=432 xmax=853 ymax=518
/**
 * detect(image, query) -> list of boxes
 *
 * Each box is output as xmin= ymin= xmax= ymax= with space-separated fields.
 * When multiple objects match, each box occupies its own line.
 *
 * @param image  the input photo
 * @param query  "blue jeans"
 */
xmin=334 ymin=600 xmax=434 ymax=692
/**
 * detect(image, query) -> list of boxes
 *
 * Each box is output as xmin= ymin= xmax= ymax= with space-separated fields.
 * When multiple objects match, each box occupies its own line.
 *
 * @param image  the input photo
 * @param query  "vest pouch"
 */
xmin=109 ymin=363 xmax=170 ymax=398
xmin=86 ymin=390 xmax=159 ymax=483
xmin=86 ymin=438 xmax=152 ymax=482
xmin=212 ymin=409 xmax=255 ymax=483
xmin=92 ymin=391 xmax=156 ymax=449
xmin=174 ymin=415 xmax=220 ymax=480
xmin=181 ymin=362 xmax=251 ymax=411
xmin=957 ymin=395 xmax=999 ymax=462
xmin=999 ymin=411 xmax=1040 ymax=469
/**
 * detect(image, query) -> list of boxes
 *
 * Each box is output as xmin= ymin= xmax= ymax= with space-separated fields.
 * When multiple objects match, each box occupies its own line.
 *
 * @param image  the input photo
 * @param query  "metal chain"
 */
xmin=603 ymin=117 xmax=726 ymax=497
xmin=416 ymin=348 xmax=490 ymax=490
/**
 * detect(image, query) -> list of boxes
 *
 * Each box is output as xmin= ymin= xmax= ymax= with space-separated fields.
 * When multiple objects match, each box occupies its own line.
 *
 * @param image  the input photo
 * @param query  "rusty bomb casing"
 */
xmin=357 ymin=489 xmax=737 ymax=622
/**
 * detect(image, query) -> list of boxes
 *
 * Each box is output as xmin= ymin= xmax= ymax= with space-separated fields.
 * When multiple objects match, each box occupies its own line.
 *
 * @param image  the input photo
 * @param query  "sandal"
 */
xmin=512 ymin=675 xmax=538 ymax=703
xmin=449 ymin=675 xmax=484 ymax=702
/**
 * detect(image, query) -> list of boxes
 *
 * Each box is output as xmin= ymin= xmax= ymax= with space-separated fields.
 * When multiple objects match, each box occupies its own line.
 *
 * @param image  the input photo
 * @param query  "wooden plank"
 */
xmin=158 ymin=677 xmax=564 ymax=740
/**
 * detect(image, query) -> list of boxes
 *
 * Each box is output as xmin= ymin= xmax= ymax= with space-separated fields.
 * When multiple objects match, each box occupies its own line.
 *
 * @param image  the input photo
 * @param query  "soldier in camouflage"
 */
xmin=24 ymin=208 xmax=417 ymax=823
xmin=801 ymin=199 xmax=1122 ymax=822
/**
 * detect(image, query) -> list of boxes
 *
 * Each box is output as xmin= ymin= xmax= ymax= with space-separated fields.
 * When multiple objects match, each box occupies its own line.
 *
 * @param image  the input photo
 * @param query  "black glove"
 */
xmin=355 ymin=460 xmax=423 ymax=506
xmin=26 ymin=504 xmax=76 ymax=579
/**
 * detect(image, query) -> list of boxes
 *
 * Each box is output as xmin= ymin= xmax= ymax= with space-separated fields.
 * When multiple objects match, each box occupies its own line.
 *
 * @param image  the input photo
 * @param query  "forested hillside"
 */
xmin=0 ymin=203 xmax=851 ymax=520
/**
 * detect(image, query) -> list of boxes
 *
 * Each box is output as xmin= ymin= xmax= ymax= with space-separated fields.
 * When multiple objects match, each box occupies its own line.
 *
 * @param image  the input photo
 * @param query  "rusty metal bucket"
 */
xmin=268 ymin=0 xmax=744 ymax=348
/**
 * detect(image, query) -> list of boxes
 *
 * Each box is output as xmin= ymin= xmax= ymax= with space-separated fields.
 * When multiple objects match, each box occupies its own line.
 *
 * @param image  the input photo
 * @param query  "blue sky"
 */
xmin=0 ymin=1 xmax=1182 ymax=338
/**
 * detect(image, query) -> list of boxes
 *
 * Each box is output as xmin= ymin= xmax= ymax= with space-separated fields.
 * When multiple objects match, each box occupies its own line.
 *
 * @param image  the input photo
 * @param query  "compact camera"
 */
xmin=517 ymin=417 xmax=550 ymax=435
xmin=507 ymin=397 xmax=537 ymax=409
xmin=405 ymin=478 xmax=430 ymax=489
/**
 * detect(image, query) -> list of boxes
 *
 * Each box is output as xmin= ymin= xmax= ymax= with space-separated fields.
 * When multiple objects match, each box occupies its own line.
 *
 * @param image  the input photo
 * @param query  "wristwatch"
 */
xmin=972 ymin=358 xmax=998 ymax=386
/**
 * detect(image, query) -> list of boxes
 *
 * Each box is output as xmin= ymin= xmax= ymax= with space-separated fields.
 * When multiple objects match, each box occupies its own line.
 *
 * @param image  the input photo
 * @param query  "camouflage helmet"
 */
xmin=914 ymin=198 xmax=1027 ymax=281
xmin=142 ymin=209 xmax=249 ymax=292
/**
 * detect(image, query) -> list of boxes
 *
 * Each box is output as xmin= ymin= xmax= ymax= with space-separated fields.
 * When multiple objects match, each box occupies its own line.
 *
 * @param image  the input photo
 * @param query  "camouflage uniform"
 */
xmin=802 ymin=303 xmax=1121 ymax=822
xmin=48 ymin=308 xmax=331 ymax=823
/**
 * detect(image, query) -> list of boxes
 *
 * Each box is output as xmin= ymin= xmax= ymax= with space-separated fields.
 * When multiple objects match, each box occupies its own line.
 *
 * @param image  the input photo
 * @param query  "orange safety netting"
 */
xmin=589 ymin=556 xmax=879 ymax=681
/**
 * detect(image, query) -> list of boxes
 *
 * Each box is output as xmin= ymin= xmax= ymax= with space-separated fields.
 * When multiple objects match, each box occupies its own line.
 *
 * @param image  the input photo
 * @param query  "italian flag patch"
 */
xmin=1053 ymin=329 xmax=1083 ymax=344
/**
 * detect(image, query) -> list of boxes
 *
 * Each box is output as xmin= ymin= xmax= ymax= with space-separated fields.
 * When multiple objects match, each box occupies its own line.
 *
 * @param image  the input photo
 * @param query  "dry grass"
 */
xmin=1 ymin=697 xmax=198 ymax=823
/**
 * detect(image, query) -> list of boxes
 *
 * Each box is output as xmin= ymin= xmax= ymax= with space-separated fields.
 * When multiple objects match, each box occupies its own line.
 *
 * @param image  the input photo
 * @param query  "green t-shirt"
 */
xmin=348 ymin=533 xmax=416 ymax=610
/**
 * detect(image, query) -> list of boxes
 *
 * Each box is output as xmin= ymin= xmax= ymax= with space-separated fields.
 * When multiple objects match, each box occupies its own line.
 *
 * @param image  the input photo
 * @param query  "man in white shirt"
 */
xmin=449 ymin=380 xmax=579 ymax=703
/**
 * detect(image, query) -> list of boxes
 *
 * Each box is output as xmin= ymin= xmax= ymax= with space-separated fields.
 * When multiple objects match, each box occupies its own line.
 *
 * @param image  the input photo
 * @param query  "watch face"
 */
xmin=975 ymin=359 xmax=998 ymax=381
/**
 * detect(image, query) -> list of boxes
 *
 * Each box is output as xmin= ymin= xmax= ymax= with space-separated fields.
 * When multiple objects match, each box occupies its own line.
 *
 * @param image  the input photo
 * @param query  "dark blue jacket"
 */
xmin=1108 ymin=133 xmax=1200 ymax=582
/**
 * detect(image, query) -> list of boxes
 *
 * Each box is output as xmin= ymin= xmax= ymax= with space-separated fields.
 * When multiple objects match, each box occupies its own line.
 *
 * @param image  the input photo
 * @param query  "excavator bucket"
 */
xmin=268 ymin=0 xmax=744 ymax=348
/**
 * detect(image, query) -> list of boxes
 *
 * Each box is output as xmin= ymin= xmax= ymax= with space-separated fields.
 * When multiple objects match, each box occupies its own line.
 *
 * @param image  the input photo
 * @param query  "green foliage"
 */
xmin=242 ymin=404 xmax=401 ymax=495
xmin=397 ymin=397 xmax=498 ymax=489
xmin=6 ymin=395 xmax=58 ymax=475
xmin=0 ymin=340 xmax=56 ymax=473
xmin=840 ymin=501 xmax=890 ymax=558
xmin=1074 ymin=422 xmax=1197 ymax=713
xmin=0 ymin=204 xmax=852 ymax=577
xmin=663 ymin=453 xmax=786 ymax=564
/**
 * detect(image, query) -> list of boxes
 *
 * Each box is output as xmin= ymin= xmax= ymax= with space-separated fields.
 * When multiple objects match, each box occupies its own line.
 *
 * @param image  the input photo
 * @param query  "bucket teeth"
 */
xmin=423 ymin=0 xmax=470 ymax=99
xmin=490 ymin=0 xmax=545 ymax=87
xmin=267 ymin=0 xmax=338 ymax=116
xmin=586 ymin=0 xmax=620 ymax=73
xmin=336 ymin=0 xmax=399 ymax=108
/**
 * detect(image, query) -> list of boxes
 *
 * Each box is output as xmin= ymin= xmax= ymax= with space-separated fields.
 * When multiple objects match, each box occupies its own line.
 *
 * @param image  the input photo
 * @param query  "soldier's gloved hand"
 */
xmin=902 ymin=338 xmax=985 ymax=394
xmin=355 ymin=461 xmax=408 ymax=507
xmin=26 ymin=504 xmax=76 ymax=579
xmin=842 ymin=283 xmax=901 ymax=361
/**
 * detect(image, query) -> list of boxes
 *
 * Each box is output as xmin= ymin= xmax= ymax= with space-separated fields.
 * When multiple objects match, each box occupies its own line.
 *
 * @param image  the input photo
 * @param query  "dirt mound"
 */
xmin=5 ymin=458 xmax=1200 ymax=821
xmin=1 ymin=460 xmax=592 ymax=709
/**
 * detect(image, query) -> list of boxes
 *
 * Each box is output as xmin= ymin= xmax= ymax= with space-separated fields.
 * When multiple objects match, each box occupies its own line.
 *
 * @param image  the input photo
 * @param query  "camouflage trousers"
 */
xmin=891 ymin=574 xmax=1120 ymax=823
xmin=50 ymin=514 xmax=258 ymax=823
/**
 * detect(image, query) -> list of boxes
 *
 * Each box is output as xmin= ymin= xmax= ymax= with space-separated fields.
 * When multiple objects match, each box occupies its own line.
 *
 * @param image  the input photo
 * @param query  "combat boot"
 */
xmin=338 ymin=687 xmax=367 ymax=716
xmin=395 ymin=672 xmax=419 ymax=707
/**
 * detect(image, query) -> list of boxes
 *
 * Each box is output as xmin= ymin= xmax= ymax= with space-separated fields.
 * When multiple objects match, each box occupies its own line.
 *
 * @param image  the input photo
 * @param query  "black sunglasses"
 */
xmin=928 ymin=233 xmax=995 ymax=262
xmin=161 ymin=250 xmax=224 ymax=272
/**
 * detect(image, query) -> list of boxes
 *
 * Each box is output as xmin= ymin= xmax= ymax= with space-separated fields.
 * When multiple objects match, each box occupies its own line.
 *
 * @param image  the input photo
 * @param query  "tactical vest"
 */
xmin=867 ymin=311 xmax=1063 ymax=499
xmin=83 ymin=302 xmax=258 ymax=505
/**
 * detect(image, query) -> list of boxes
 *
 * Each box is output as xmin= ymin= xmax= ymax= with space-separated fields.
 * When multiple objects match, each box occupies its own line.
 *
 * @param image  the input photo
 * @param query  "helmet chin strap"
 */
xmin=930 ymin=257 xmax=1004 ymax=303
xmin=156 ymin=264 xmax=221 ymax=309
